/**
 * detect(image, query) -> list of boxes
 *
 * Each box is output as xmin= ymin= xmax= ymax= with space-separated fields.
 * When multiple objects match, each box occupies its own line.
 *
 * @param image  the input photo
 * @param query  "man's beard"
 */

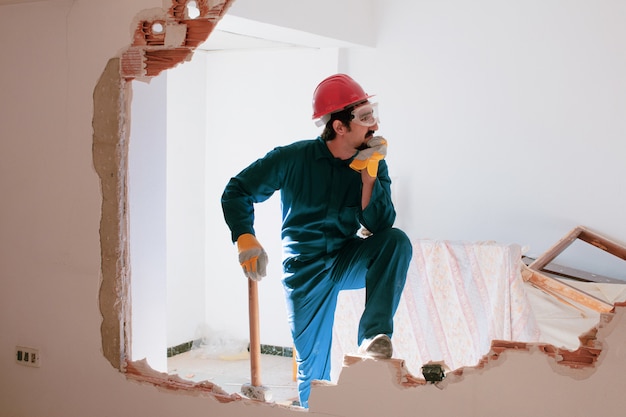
xmin=356 ymin=131 xmax=376 ymax=150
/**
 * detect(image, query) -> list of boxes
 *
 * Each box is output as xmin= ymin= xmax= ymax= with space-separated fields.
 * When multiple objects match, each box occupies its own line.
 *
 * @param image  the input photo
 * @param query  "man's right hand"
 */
xmin=236 ymin=233 xmax=268 ymax=281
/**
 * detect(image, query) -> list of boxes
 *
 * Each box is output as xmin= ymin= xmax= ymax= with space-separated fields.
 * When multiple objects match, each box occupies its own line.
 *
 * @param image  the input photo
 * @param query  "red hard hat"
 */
xmin=312 ymin=74 xmax=374 ymax=120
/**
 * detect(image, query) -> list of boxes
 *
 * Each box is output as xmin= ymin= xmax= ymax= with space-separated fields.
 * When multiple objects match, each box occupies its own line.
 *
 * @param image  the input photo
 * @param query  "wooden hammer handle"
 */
xmin=248 ymin=279 xmax=262 ymax=387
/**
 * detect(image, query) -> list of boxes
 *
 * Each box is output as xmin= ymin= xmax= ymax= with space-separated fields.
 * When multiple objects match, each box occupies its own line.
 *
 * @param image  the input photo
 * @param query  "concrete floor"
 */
xmin=168 ymin=348 xmax=299 ymax=406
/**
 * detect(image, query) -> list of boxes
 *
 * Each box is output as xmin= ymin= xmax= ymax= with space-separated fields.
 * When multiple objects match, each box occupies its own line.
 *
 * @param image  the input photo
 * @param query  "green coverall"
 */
xmin=222 ymin=137 xmax=412 ymax=407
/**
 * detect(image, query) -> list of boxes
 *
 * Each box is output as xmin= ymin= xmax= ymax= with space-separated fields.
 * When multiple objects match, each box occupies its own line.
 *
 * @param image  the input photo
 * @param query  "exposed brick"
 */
xmin=144 ymin=48 xmax=193 ymax=77
xmin=184 ymin=19 xmax=217 ymax=47
xmin=121 ymin=0 xmax=232 ymax=80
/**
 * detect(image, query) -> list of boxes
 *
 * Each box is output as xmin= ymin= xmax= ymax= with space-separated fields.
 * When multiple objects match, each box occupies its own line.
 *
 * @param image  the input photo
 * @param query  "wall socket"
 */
xmin=16 ymin=346 xmax=40 ymax=368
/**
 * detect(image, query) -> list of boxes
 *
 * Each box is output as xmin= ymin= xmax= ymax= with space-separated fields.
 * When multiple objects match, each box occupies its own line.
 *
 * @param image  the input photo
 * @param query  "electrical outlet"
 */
xmin=16 ymin=346 xmax=40 ymax=368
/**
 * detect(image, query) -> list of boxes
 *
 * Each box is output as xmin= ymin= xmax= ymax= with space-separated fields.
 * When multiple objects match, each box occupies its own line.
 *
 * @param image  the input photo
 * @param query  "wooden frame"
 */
xmin=524 ymin=226 xmax=626 ymax=314
xmin=528 ymin=226 xmax=626 ymax=271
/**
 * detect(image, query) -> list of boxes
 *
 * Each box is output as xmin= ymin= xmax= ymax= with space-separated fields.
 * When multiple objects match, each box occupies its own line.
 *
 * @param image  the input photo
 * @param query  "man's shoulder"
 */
xmin=278 ymin=138 xmax=320 ymax=151
xmin=270 ymin=138 xmax=322 ymax=157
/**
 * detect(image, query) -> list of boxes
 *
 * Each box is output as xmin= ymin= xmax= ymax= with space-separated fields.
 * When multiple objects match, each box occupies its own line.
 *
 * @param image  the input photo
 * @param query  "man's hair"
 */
xmin=320 ymin=107 xmax=353 ymax=141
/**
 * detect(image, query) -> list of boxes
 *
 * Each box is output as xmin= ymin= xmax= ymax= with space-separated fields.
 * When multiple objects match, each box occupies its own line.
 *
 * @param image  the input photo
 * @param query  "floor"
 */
xmin=168 ymin=348 xmax=299 ymax=407
xmin=166 ymin=276 xmax=626 ymax=409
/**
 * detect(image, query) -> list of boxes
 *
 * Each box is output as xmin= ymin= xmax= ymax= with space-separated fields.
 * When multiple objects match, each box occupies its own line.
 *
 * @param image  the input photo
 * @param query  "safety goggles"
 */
xmin=351 ymin=102 xmax=379 ymax=127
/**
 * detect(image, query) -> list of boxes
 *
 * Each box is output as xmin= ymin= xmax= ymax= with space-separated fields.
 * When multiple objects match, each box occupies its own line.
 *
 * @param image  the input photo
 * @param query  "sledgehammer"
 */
xmin=241 ymin=279 xmax=272 ymax=402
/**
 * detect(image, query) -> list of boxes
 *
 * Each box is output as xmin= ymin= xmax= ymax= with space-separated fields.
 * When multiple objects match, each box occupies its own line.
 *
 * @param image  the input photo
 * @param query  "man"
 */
xmin=221 ymin=73 xmax=412 ymax=408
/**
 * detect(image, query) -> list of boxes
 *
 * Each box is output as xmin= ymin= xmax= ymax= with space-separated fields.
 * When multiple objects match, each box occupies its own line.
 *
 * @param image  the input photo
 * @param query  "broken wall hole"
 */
xmin=94 ymin=0 xmax=304 ymax=408
xmin=93 ymin=0 xmax=626 ymax=410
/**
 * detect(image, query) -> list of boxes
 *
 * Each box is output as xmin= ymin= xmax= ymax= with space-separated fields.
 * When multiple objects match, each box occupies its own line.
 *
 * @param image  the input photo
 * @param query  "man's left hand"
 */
xmin=349 ymin=136 xmax=387 ymax=177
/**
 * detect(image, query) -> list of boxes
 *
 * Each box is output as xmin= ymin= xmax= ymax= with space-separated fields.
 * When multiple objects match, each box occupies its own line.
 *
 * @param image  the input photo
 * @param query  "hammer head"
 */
xmin=241 ymin=383 xmax=273 ymax=402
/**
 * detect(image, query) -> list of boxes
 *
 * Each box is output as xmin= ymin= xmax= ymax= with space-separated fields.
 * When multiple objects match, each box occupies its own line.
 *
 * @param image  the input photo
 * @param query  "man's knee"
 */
xmin=382 ymin=228 xmax=412 ymax=257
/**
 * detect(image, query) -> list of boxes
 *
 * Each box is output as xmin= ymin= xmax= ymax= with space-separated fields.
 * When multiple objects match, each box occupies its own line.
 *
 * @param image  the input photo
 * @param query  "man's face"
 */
xmin=348 ymin=101 xmax=379 ymax=150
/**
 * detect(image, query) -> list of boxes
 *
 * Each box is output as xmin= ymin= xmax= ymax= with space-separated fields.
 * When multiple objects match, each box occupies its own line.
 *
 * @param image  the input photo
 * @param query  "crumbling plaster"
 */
xmin=91 ymin=0 xmax=626 ymax=414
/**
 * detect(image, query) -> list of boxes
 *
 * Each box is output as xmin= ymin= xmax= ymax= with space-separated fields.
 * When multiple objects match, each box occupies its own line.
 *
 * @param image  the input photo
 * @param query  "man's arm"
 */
xmin=359 ymin=160 xmax=396 ymax=234
xmin=221 ymin=148 xmax=283 ymax=242
xmin=221 ymin=148 xmax=285 ymax=280
xmin=361 ymin=168 xmax=375 ymax=209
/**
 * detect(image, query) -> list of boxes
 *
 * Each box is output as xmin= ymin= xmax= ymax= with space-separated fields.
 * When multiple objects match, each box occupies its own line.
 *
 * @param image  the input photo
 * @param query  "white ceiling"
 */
xmin=199 ymin=15 xmax=358 ymax=51
xmin=199 ymin=29 xmax=298 ymax=51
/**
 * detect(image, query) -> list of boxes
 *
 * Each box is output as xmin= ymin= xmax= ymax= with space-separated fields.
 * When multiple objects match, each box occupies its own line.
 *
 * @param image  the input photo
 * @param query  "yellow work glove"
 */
xmin=349 ymin=136 xmax=387 ymax=178
xmin=236 ymin=233 xmax=268 ymax=281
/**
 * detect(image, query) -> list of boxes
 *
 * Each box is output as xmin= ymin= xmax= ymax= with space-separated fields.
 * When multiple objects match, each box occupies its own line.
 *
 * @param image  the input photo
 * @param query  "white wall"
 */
xmin=129 ymin=73 xmax=168 ymax=372
xmin=2 ymin=0 xmax=626 ymax=416
xmin=130 ymin=58 xmax=209 ymax=361
xmin=341 ymin=0 xmax=626 ymax=279
xmin=165 ymin=55 xmax=208 ymax=348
